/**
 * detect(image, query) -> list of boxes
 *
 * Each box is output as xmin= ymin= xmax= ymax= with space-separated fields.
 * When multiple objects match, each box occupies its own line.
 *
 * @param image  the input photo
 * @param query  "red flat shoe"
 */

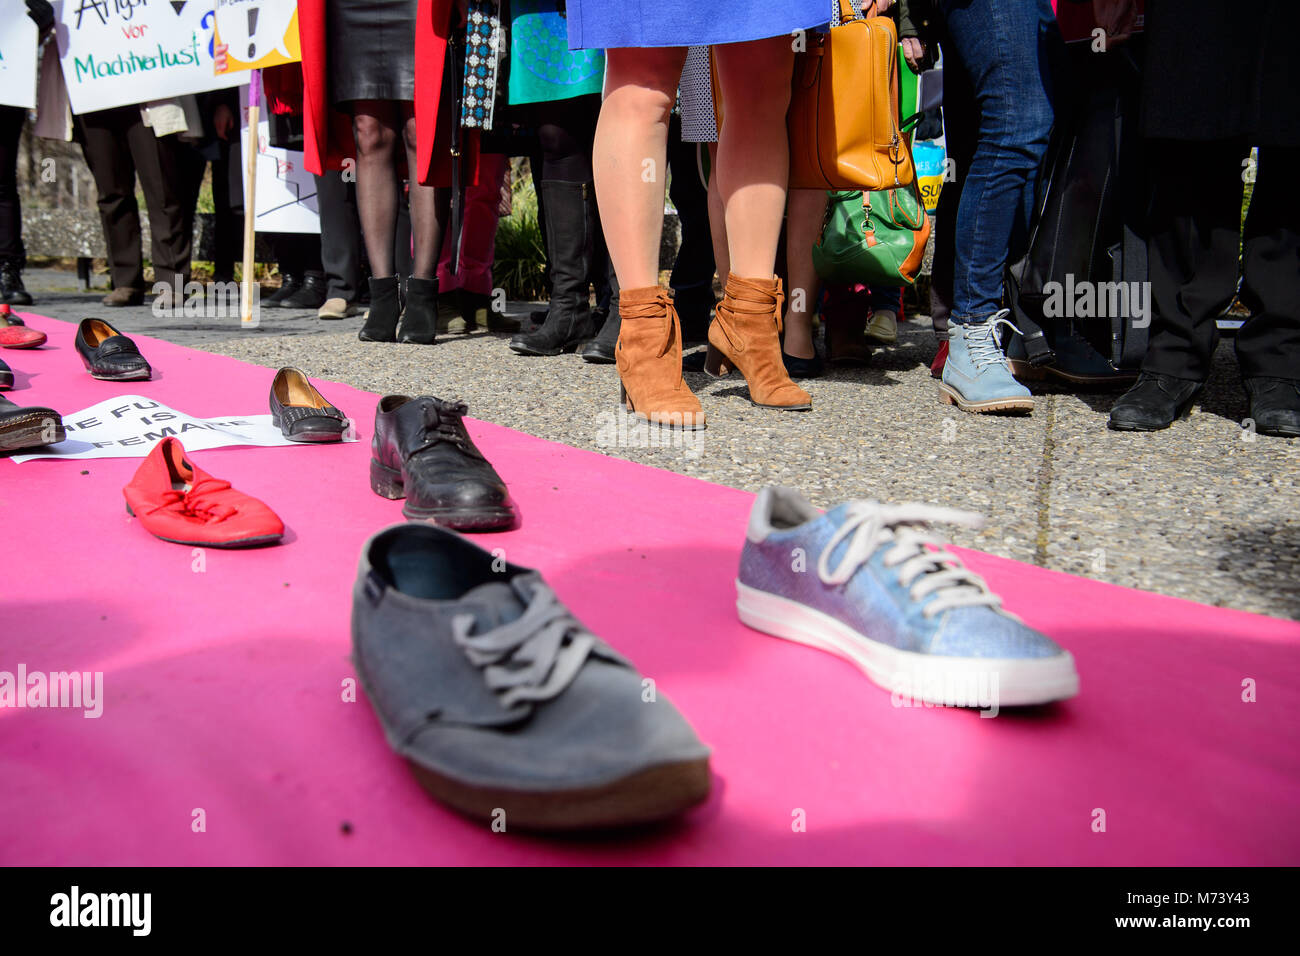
xmin=123 ymin=438 xmax=284 ymax=548
xmin=0 ymin=305 xmax=46 ymax=349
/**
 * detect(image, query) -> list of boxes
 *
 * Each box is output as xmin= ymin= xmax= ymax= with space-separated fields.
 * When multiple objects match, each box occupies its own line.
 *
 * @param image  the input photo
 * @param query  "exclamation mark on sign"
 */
xmin=247 ymin=7 xmax=260 ymax=61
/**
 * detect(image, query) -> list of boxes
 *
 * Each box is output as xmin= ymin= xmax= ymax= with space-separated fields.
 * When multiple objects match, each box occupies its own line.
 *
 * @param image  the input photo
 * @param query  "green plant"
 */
xmin=493 ymin=172 xmax=547 ymax=300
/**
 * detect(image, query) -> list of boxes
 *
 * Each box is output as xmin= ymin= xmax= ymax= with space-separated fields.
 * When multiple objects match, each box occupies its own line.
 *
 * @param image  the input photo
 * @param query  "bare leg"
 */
xmin=783 ymin=188 xmax=828 ymax=359
xmin=713 ymin=36 xmax=795 ymax=278
xmin=706 ymin=141 xmax=729 ymax=283
xmin=351 ymin=102 xmax=401 ymax=277
xmin=593 ymin=46 xmax=688 ymax=290
xmin=402 ymin=106 xmax=449 ymax=281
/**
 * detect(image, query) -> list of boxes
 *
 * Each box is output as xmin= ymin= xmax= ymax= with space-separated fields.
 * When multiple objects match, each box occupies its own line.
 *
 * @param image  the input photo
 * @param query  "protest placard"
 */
xmin=239 ymin=82 xmax=320 ymax=234
xmin=0 ymin=18 xmax=40 ymax=110
xmin=54 ymin=0 xmax=243 ymax=114
xmin=214 ymin=0 xmax=301 ymax=74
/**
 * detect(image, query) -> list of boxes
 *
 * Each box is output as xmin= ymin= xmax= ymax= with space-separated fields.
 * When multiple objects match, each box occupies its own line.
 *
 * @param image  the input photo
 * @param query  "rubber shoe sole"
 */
xmin=369 ymin=458 xmax=518 ymax=531
xmin=939 ymin=382 xmax=1034 ymax=413
xmin=736 ymin=580 xmax=1079 ymax=707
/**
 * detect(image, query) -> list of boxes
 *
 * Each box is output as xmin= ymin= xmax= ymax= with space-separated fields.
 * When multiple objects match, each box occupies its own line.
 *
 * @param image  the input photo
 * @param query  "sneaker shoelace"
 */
xmin=965 ymin=309 xmax=1023 ymax=371
xmin=146 ymin=476 xmax=238 ymax=524
xmin=817 ymin=501 xmax=1010 ymax=620
xmin=451 ymin=583 xmax=596 ymax=708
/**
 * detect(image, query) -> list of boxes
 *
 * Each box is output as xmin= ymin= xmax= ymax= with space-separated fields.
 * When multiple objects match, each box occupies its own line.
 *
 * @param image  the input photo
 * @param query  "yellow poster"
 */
xmin=214 ymin=1 xmax=302 ymax=74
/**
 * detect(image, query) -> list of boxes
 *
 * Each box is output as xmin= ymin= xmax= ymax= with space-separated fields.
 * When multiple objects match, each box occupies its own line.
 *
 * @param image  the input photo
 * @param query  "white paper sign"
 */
xmin=53 ymin=0 xmax=243 ymax=115
xmin=11 ymin=395 xmax=357 ymax=462
xmin=240 ymin=82 xmax=320 ymax=234
xmin=0 ymin=18 xmax=40 ymax=110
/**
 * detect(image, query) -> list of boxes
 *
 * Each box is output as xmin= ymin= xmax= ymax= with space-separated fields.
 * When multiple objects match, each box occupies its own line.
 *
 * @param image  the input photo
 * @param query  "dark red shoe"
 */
xmin=123 ymin=438 xmax=284 ymax=548
xmin=0 ymin=305 xmax=46 ymax=349
xmin=930 ymin=340 xmax=949 ymax=378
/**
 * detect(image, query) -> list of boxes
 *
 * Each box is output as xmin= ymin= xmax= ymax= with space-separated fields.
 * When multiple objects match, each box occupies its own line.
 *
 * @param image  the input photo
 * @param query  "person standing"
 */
xmin=566 ymin=0 xmax=824 ymax=428
xmin=0 ymin=2 xmax=56 ymax=306
xmin=1108 ymin=0 xmax=1300 ymax=437
xmin=299 ymin=0 xmax=481 ymax=344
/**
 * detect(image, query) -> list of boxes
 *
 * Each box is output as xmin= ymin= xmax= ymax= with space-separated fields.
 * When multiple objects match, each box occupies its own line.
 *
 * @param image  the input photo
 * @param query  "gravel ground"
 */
xmin=21 ymin=272 xmax=1300 ymax=619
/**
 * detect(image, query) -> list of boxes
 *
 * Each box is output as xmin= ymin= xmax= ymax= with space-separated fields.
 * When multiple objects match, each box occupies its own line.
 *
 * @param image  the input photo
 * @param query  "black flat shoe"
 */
xmin=370 ymin=395 xmax=519 ymax=530
xmin=276 ymin=274 xmax=328 ymax=310
xmin=269 ymin=367 xmax=348 ymax=442
xmin=74 ymin=318 xmax=152 ymax=381
xmin=0 ymin=356 xmax=12 ymax=389
xmin=1245 ymin=377 xmax=1300 ymax=437
xmin=0 ymin=393 xmax=65 ymax=452
xmin=782 ymin=350 xmax=824 ymax=379
xmin=1108 ymin=372 xmax=1201 ymax=431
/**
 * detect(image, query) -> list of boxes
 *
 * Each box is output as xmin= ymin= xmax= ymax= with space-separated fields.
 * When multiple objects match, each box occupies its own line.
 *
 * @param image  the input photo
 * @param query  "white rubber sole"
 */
xmin=736 ymin=581 xmax=1079 ymax=708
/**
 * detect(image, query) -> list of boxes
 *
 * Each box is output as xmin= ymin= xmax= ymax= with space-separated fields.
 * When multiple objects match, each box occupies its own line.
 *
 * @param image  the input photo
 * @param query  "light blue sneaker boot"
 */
xmin=737 ymin=487 xmax=1079 ymax=708
xmin=940 ymin=310 xmax=1034 ymax=413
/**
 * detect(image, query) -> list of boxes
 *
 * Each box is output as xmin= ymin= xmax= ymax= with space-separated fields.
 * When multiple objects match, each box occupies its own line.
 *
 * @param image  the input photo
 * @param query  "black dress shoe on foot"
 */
xmin=269 ymin=367 xmax=348 ymax=442
xmin=370 ymin=395 xmax=519 ymax=530
xmin=75 ymin=318 xmax=152 ymax=381
xmin=276 ymin=274 xmax=328 ymax=310
xmin=782 ymin=350 xmax=824 ymax=379
xmin=0 ymin=394 xmax=65 ymax=451
xmin=1 ymin=261 xmax=33 ymax=306
xmin=264 ymin=273 xmax=303 ymax=307
xmin=1245 ymin=377 xmax=1300 ymax=437
xmin=1108 ymin=372 xmax=1201 ymax=431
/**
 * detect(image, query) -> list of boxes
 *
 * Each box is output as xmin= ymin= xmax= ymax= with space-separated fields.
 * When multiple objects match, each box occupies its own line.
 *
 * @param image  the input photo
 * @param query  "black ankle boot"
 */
xmin=359 ymin=275 xmax=401 ymax=342
xmin=1 ymin=261 xmax=33 ymax=306
xmin=580 ymin=283 xmax=620 ymax=364
xmin=399 ymin=277 xmax=438 ymax=345
xmin=509 ymin=181 xmax=597 ymax=356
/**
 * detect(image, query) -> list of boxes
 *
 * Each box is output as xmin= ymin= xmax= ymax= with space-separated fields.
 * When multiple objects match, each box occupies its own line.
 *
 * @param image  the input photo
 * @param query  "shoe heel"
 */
xmin=618 ymin=381 xmax=633 ymax=412
xmin=703 ymin=344 xmax=731 ymax=377
xmin=369 ymin=458 xmax=405 ymax=500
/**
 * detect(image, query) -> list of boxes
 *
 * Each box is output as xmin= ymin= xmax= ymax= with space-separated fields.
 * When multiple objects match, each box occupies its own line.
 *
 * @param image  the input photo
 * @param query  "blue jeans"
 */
xmin=938 ymin=0 xmax=1059 ymax=324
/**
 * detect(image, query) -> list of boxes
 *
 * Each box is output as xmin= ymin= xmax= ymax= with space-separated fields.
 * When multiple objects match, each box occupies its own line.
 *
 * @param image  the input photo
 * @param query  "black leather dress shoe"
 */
xmin=1245 ymin=377 xmax=1300 ymax=438
xmin=0 ymin=394 xmax=66 ymax=452
xmin=277 ymin=274 xmax=328 ymax=310
xmin=370 ymin=395 xmax=519 ymax=530
xmin=75 ymin=318 xmax=152 ymax=381
xmin=269 ymin=367 xmax=348 ymax=442
xmin=264 ymin=274 xmax=302 ymax=307
xmin=1108 ymin=372 xmax=1201 ymax=431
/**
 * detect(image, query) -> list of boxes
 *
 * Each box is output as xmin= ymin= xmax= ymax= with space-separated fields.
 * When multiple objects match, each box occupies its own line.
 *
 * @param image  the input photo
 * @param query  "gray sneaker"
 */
xmin=351 ymin=523 xmax=711 ymax=830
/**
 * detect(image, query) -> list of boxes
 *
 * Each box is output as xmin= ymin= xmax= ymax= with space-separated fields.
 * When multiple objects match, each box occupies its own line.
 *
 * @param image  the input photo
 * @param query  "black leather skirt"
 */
xmin=327 ymin=0 xmax=419 ymax=106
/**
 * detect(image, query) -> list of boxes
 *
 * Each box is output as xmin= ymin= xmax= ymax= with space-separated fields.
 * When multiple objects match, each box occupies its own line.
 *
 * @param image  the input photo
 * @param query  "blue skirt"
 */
xmin=565 ymin=0 xmax=830 ymax=49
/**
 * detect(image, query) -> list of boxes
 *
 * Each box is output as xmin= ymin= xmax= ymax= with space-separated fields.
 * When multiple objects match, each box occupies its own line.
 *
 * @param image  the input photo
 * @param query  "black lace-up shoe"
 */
xmin=370 ymin=395 xmax=518 ymax=530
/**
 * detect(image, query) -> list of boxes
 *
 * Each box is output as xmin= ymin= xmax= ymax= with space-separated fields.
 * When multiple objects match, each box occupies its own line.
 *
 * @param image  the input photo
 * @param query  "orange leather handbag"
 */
xmin=787 ymin=0 xmax=915 ymax=190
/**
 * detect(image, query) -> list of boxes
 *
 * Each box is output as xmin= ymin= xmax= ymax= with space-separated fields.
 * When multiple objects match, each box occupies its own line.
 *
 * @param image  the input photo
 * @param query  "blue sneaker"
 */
xmin=940 ymin=310 xmax=1035 ymax=413
xmin=737 ymin=488 xmax=1078 ymax=707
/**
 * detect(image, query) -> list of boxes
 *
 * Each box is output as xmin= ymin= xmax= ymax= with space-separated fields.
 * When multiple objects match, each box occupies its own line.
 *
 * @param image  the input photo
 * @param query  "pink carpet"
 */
xmin=2 ymin=312 xmax=1297 ymax=865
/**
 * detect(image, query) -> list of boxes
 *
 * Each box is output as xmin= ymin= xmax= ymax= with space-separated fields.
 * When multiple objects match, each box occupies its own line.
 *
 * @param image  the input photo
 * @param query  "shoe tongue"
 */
xmin=459 ymin=578 xmax=528 ymax=630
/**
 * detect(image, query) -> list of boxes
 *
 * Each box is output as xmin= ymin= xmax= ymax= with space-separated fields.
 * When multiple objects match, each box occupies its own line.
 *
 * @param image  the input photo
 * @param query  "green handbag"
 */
xmin=812 ymin=183 xmax=932 ymax=288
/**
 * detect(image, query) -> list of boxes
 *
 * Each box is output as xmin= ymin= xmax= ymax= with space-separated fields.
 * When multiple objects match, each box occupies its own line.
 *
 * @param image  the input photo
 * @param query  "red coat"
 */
xmin=298 ymin=0 xmax=480 ymax=186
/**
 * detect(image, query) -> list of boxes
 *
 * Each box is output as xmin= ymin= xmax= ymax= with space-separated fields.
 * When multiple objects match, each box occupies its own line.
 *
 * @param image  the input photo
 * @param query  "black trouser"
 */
xmin=667 ymin=113 xmax=715 ymax=300
xmin=271 ymin=233 xmax=324 ymax=280
xmin=0 ymin=105 xmax=26 ymax=265
xmin=316 ymin=169 xmax=363 ymax=301
xmin=1143 ymin=140 xmax=1300 ymax=383
xmin=73 ymin=106 xmax=196 ymax=291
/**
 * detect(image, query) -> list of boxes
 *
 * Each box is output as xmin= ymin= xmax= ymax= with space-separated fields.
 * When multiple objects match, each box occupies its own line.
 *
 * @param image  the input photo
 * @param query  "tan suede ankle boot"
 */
xmin=615 ymin=287 xmax=706 ymax=430
xmin=708 ymin=275 xmax=813 ymax=410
